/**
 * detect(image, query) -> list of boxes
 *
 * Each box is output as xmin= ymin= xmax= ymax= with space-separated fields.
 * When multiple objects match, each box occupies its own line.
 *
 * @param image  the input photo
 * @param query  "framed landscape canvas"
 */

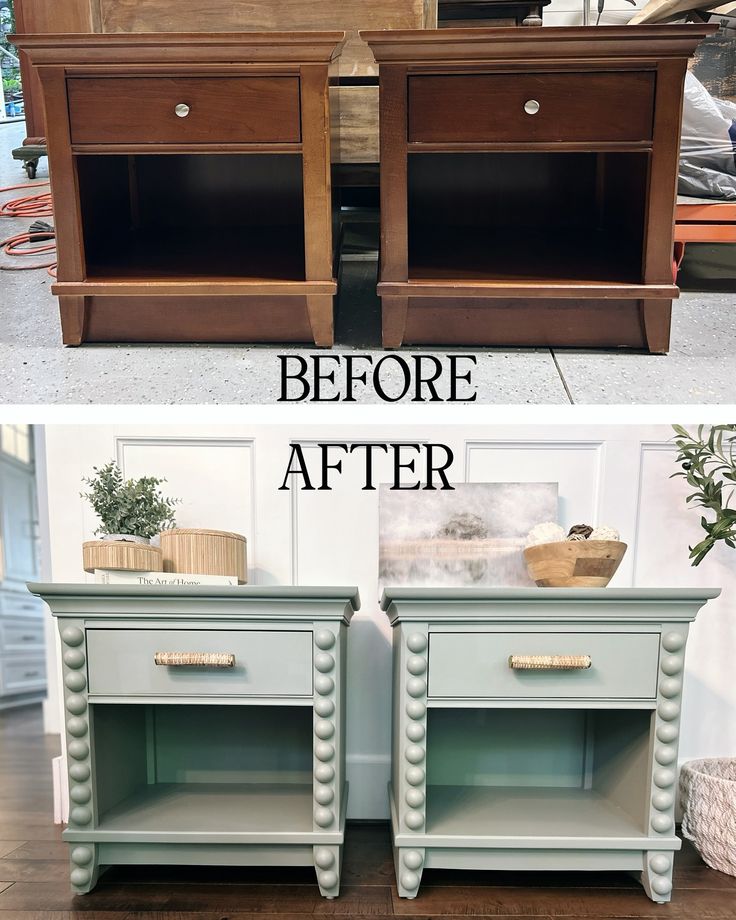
xmin=379 ymin=482 xmax=558 ymax=588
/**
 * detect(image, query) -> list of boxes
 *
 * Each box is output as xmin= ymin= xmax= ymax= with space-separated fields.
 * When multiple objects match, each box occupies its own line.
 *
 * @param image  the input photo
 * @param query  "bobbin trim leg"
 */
xmin=314 ymin=843 xmax=342 ymax=898
xmin=394 ymin=846 xmax=425 ymax=898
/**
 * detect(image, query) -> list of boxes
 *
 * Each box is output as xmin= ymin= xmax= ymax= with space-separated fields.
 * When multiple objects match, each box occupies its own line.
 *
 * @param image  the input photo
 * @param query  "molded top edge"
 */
xmin=360 ymin=24 xmax=716 ymax=43
xmin=12 ymin=31 xmax=347 ymax=46
xmin=11 ymin=31 xmax=347 ymax=61
xmin=360 ymin=23 xmax=717 ymax=62
xmin=380 ymin=587 xmax=720 ymax=610
xmin=29 ymin=582 xmax=360 ymax=611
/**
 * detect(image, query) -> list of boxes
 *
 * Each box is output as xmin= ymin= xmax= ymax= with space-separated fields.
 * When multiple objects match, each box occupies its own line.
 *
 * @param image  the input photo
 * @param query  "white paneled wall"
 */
xmin=40 ymin=424 xmax=735 ymax=818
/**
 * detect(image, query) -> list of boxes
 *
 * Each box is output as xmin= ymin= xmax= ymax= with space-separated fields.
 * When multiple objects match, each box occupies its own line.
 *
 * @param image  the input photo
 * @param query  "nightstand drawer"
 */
xmin=86 ymin=629 xmax=313 ymax=697
xmin=67 ymin=76 xmax=302 ymax=145
xmin=428 ymin=631 xmax=659 ymax=699
xmin=407 ymin=72 xmax=655 ymax=145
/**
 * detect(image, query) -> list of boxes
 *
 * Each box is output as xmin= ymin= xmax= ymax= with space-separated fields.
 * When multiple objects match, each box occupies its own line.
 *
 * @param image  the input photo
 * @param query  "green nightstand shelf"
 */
xmin=30 ymin=584 xmax=359 ymax=898
xmin=381 ymin=587 xmax=719 ymax=903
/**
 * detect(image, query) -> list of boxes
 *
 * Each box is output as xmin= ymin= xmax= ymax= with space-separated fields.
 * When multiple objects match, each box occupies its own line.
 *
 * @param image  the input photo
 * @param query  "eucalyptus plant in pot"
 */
xmin=672 ymin=424 xmax=736 ymax=877
xmin=80 ymin=461 xmax=180 ymax=573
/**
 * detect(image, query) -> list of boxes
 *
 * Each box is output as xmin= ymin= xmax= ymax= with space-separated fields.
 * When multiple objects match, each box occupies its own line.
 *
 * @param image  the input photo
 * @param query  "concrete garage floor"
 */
xmin=1 ymin=120 xmax=735 ymax=405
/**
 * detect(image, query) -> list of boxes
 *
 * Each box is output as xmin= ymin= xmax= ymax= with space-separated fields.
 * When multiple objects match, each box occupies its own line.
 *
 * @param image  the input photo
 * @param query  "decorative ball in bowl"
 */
xmin=524 ymin=539 xmax=627 ymax=588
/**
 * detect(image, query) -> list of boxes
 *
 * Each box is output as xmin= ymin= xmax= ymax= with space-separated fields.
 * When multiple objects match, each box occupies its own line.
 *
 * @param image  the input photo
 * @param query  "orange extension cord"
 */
xmin=0 ymin=180 xmax=57 ymax=276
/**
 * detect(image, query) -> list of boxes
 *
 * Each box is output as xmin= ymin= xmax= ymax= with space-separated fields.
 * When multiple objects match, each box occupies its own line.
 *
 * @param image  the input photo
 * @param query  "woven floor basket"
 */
xmin=680 ymin=758 xmax=736 ymax=876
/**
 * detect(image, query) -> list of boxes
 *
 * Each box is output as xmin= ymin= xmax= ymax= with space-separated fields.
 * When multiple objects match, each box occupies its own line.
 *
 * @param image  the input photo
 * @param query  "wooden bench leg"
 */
xmin=641 ymin=299 xmax=671 ymax=354
xmin=382 ymin=296 xmax=409 ymax=349
xmin=306 ymin=294 xmax=334 ymax=348
xmin=59 ymin=296 xmax=88 ymax=346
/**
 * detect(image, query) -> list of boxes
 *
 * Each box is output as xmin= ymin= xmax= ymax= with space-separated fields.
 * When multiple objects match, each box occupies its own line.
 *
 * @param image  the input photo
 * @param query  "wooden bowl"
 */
xmin=523 ymin=540 xmax=627 ymax=588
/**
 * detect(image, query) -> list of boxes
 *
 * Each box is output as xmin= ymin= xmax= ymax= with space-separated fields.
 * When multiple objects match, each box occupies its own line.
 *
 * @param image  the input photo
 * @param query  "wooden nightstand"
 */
xmin=362 ymin=26 xmax=716 ymax=351
xmin=381 ymin=587 xmax=718 ymax=902
xmin=14 ymin=32 xmax=345 ymax=347
xmin=30 ymin=584 xmax=359 ymax=898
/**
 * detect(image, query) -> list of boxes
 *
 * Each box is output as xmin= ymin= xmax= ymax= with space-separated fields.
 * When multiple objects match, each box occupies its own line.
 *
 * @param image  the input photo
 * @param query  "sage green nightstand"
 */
xmin=29 ymin=584 xmax=359 ymax=898
xmin=381 ymin=587 xmax=719 ymax=903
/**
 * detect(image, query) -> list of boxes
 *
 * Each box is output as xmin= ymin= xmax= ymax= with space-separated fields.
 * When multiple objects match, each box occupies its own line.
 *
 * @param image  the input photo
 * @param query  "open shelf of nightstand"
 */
xmin=84 ymin=702 xmax=319 ymax=843
xmin=425 ymin=785 xmax=647 ymax=843
xmin=82 ymin=227 xmax=306 ymax=284
xmin=408 ymin=227 xmax=644 ymax=287
xmin=77 ymin=153 xmax=307 ymax=283
xmin=423 ymin=706 xmax=652 ymax=846
xmin=407 ymin=152 xmax=648 ymax=287
xmin=95 ymin=782 xmax=314 ymax=839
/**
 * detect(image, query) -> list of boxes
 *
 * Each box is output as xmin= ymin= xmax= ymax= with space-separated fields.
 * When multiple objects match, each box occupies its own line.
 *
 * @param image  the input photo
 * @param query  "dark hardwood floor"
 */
xmin=0 ymin=706 xmax=734 ymax=919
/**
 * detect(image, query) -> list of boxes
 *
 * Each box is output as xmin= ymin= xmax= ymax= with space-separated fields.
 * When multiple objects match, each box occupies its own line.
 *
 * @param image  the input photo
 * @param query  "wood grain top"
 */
xmin=11 ymin=30 xmax=347 ymax=64
xmin=360 ymin=24 xmax=718 ymax=64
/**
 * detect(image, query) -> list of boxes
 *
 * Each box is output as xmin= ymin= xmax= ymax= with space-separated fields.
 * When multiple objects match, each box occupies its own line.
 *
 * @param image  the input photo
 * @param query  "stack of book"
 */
xmin=93 ymin=570 xmax=238 ymax=586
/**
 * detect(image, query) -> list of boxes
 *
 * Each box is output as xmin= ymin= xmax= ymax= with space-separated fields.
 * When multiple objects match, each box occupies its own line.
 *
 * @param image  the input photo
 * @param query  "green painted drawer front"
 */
xmin=86 ymin=629 xmax=313 ymax=698
xmin=428 ymin=632 xmax=659 ymax=699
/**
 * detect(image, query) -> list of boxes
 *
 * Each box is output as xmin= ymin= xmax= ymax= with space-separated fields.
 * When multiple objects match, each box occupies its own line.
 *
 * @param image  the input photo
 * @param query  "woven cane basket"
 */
xmin=159 ymin=528 xmax=247 ymax=583
xmin=680 ymin=758 xmax=736 ymax=876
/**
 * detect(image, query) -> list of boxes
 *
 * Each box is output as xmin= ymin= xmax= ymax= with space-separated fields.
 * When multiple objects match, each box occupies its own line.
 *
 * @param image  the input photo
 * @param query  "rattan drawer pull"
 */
xmin=508 ymin=654 xmax=591 ymax=670
xmin=154 ymin=651 xmax=235 ymax=668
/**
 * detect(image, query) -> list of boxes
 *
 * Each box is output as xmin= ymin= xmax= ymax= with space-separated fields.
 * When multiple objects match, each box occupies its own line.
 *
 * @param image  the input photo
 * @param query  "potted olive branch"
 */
xmin=81 ymin=460 xmax=179 ymax=542
xmin=671 ymin=424 xmax=736 ymax=565
xmin=672 ymin=424 xmax=736 ymax=878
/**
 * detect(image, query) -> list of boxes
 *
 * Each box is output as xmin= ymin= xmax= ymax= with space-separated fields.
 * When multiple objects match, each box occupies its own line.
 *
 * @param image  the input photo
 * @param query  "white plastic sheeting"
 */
xmin=679 ymin=71 xmax=736 ymax=199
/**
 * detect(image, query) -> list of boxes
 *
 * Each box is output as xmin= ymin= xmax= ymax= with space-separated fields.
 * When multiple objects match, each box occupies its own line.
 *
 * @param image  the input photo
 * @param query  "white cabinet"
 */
xmin=1 ymin=458 xmax=40 ymax=590
xmin=0 ymin=453 xmax=46 ymax=708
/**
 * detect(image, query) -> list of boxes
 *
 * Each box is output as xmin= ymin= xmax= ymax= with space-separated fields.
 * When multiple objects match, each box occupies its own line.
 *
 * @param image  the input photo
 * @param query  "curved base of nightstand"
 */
xmin=388 ymin=783 xmax=681 ymax=902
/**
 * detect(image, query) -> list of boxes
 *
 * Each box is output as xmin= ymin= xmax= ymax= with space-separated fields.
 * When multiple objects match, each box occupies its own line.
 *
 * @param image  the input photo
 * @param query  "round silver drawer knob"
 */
xmin=175 ymin=103 xmax=190 ymax=118
xmin=524 ymin=99 xmax=540 ymax=115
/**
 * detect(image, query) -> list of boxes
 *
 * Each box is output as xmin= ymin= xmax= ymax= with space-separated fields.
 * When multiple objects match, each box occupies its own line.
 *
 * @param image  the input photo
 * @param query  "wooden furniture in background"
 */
xmin=14 ymin=0 xmax=94 ymax=145
xmin=675 ymin=27 xmax=736 ymax=273
xmin=362 ymin=26 xmax=716 ymax=350
xmin=438 ymin=0 xmax=550 ymax=28
xmin=687 ymin=22 xmax=736 ymax=101
xmin=674 ymin=196 xmax=736 ymax=272
xmin=381 ymin=586 xmax=718 ymax=902
xmin=14 ymin=0 xmax=437 ymax=166
xmin=14 ymin=32 xmax=345 ymax=346
xmin=31 ymin=583 xmax=359 ymax=896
